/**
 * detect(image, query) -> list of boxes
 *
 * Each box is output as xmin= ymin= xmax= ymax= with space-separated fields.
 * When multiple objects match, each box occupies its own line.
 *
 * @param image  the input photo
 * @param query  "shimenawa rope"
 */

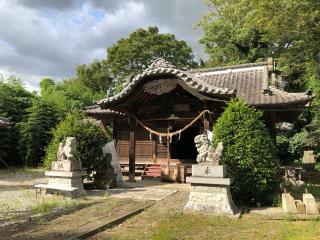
xmin=132 ymin=109 xmax=212 ymax=138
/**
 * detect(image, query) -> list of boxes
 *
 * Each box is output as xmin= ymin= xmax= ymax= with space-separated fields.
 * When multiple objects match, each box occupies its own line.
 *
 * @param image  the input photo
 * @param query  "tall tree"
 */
xmin=76 ymin=60 xmax=112 ymax=94
xmin=39 ymin=78 xmax=104 ymax=118
xmin=200 ymin=0 xmax=320 ymax=107
xmin=18 ymin=98 xmax=59 ymax=166
xmin=200 ymin=0 xmax=320 ymax=165
xmin=39 ymin=78 xmax=55 ymax=96
xmin=107 ymin=26 xmax=198 ymax=93
xmin=0 ymin=77 xmax=34 ymax=165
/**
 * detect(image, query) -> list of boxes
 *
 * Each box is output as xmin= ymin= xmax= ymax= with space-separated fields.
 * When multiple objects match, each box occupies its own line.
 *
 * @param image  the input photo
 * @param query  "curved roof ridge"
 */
xmin=268 ymin=86 xmax=312 ymax=97
xmin=98 ymin=65 xmax=236 ymax=105
xmin=190 ymin=61 xmax=269 ymax=73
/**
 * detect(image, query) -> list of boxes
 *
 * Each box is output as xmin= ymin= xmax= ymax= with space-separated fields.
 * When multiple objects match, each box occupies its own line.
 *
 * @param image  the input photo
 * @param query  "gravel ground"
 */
xmin=0 ymin=169 xmax=47 ymax=219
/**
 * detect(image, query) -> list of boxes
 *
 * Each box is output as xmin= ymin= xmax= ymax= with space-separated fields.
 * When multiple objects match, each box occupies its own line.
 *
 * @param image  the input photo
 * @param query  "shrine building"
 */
xmin=86 ymin=58 xmax=311 ymax=182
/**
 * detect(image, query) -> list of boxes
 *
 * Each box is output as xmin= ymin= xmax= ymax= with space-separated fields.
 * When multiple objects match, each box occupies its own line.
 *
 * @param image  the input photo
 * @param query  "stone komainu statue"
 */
xmin=194 ymin=134 xmax=223 ymax=165
xmin=57 ymin=137 xmax=77 ymax=161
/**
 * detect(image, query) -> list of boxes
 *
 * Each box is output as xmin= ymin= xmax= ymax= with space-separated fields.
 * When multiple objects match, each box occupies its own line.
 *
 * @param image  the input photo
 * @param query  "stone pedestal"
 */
xmin=43 ymin=160 xmax=86 ymax=198
xmin=184 ymin=164 xmax=238 ymax=216
xmin=303 ymin=193 xmax=319 ymax=215
xmin=282 ymin=193 xmax=298 ymax=214
xmin=302 ymin=150 xmax=316 ymax=170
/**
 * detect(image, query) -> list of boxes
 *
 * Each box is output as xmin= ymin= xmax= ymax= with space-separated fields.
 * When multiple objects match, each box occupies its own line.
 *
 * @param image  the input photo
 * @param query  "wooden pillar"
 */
xmin=128 ymin=117 xmax=136 ymax=182
xmin=112 ymin=117 xmax=117 ymax=140
xmin=265 ymin=111 xmax=277 ymax=144
xmin=166 ymin=125 xmax=170 ymax=174
xmin=203 ymin=114 xmax=210 ymax=132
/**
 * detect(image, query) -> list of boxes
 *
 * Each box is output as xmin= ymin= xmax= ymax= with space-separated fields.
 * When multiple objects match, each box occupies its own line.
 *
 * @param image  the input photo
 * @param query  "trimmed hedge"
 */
xmin=212 ymin=99 xmax=280 ymax=205
xmin=43 ymin=111 xmax=107 ymax=174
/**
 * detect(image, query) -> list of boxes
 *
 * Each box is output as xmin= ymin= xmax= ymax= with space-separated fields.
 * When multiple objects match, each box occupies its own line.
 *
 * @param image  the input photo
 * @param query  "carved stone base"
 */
xmin=184 ymin=164 xmax=238 ymax=216
xmin=184 ymin=181 xmax=238 ymax=216
xmin=44 ymin=187 xmax=86 ymax=198
xmin=51 ymin=160 xmax=82 ymax=172
xmin=39 ymin=170 xmax=87 ymax=198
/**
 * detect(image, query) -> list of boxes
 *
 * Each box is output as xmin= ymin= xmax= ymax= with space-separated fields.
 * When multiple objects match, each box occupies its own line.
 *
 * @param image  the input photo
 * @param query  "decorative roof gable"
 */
xmin=97 ymin=58 xmax=311 ymax=108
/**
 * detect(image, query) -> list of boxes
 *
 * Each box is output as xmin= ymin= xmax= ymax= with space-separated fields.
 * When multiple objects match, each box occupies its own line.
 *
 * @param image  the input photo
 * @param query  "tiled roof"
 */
xmin=0 ymin=117 xmax=10 ymax=128
xmin=98 ymin=59 xmax=235 ymax=105
xmin=194 ymin=64 xmax=311 ymax=106
xmin=84 ymin=105 xmax=125 ymax=115
xmin=97 ymin=59 xmax=311 ymax=107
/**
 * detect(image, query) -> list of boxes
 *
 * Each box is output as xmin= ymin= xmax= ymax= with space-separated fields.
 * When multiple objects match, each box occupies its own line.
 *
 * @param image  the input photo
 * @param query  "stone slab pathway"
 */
xmin=105 ymin=188 xmax=177 ymax=201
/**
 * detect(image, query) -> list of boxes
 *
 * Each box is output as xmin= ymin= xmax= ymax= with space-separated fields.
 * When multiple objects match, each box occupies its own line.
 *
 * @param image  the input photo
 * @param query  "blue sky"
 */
xmin=0 ymin=0 xmax=209 ymax=91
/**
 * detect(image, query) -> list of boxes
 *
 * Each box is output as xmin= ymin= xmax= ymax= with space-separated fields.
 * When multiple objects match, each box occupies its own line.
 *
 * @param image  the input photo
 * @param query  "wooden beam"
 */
xmin=135 ymin=99 xmax=203 ymax=108
xmin=135 ymin=111 xmax=202 ymax=121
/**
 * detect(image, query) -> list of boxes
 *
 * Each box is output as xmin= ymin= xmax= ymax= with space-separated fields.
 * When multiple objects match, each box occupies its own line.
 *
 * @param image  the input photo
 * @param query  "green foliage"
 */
xmin=18 ymin=98 xmax=59 ymax=166
xmin=212 ymin=99 xmax=280 ymax=204
xmin=200 ymin=0 xmax=320 ymax=101
xmin=40 ymin=78 xmax=104 ymax=118
xmin=201 ymin=0 xmax=320 ymax=172
xmin=288 ymin=130 xmax=309 ymax=165
xmin=107 ymin=26 xmax=198 ymax=93
xmin=44 ymin=111 xmax=107 ymax=174
xmin=306 ymin=121 xmax=320 ymax=149
xmin=0 ymin=77 xmax=34 ymax=122
xmin=76 ymin=60 xmax=112 ymax=93
xmin=276 ymin=132 xmax=290 ymax=164
xmin=0 ymin=127 xmax=11 ymax=163
xmin=39 ymin=78 xmax=55 ymax=96
xmin=0 ymin=78 xmax=34 ymax=165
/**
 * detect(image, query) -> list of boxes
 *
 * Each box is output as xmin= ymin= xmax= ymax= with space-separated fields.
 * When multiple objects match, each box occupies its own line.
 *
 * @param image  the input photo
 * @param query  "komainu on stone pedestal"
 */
xmin=36 ymin=137 xmax=86 ymax=198
xmin=194 ymin=134 xmax=223 ymax=165
xmin=184 ymin=134 xmax=238 ymax=216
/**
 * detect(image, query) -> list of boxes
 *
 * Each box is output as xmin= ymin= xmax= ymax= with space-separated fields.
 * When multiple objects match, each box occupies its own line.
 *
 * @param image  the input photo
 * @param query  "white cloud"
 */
xmin=0 ymin=0 xmax=209 ymax=89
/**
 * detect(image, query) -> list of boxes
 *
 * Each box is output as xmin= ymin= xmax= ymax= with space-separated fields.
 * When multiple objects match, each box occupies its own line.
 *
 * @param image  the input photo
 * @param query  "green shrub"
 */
xmin=212 ymin=99 xmax=280 ymax=205
xmin=43 ymin=111 xmax=107 ymax=174
xmin=315 ymin=163 xmax=320 ymax=172
xmin=288 ymin=130 xmax=309 ymax=165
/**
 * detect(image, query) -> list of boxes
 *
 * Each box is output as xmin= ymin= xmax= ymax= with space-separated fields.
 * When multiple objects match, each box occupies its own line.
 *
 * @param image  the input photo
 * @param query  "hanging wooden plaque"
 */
xmin=143 ymin=79 xmax=177 ymax=95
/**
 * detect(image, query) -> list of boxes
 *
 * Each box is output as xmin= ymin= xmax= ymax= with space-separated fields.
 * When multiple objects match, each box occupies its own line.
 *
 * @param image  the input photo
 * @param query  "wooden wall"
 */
xmin=116 ymin=120 xmax=170 ymax=164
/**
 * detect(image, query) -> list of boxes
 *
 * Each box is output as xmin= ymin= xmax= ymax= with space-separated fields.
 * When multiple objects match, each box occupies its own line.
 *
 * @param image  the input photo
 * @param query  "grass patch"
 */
xmin=103 ymin=192 xmax=320 ymax=240
xmin=28 ymin=198 xmax=82 ymax=215
xmin=146 ymin=213 xmax=320 ymax=240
